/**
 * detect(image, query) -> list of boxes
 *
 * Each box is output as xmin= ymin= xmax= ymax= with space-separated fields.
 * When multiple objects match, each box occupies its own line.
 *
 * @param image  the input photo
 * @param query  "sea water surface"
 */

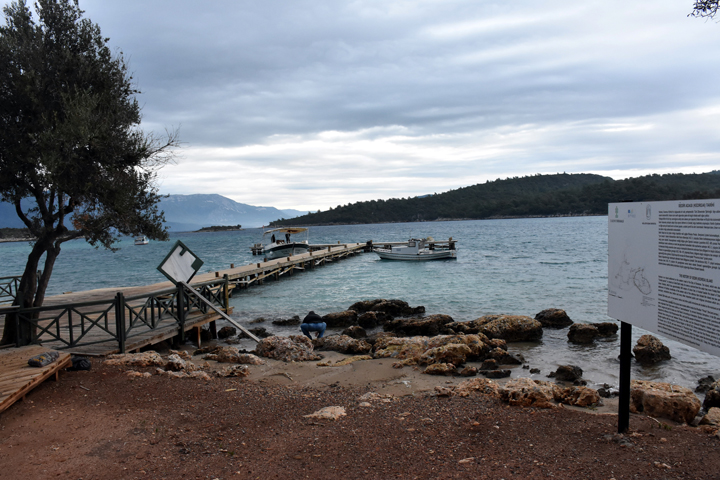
xmin=1 ymin=216 xmax=718 ymax=393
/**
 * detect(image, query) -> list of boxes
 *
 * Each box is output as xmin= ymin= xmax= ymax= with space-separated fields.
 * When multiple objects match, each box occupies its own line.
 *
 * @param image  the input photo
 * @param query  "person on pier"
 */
xmin=301 ymin=311 xmax=326 ymax=340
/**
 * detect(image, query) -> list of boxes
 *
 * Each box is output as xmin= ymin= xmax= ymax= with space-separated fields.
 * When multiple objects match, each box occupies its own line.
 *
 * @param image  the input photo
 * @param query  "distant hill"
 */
xmin=269 ymin=172 xmax=720 ymax=226
xmin=0 ymin=194 xmax=304 ymax=231
xmin=159 ymin=195 xmax=304 ymax=231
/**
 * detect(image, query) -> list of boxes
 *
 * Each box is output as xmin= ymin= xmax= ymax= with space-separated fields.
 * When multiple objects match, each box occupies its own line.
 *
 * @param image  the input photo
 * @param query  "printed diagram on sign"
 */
xmin=611 ymin=255 xmax=652 ymax=296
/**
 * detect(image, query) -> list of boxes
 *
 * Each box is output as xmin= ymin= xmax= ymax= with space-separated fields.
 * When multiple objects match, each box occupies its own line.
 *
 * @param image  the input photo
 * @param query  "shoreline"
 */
xmin=1 ymin=350 xmax=718 ymax=479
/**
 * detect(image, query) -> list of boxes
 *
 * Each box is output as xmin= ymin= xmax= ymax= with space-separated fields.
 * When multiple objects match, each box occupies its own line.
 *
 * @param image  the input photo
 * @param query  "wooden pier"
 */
xmin=0 ymin=242 xmax=367 ymax=357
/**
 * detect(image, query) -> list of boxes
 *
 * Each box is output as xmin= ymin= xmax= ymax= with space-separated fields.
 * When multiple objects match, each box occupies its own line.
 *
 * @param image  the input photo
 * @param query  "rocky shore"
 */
xmin=2 ymin=298 xmax=719 ymax=478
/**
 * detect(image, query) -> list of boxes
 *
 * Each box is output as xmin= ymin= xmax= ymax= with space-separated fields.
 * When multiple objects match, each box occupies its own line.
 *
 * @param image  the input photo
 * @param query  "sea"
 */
xmin=1 ymin=215 xmax=719 ymax=394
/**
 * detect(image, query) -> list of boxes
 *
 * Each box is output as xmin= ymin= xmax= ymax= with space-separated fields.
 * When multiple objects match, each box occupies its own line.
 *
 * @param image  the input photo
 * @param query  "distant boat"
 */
xmin=134 ymin=235 xmax=149 ymax=245
xmin=374 ymin=237 xmax=457 ymax=261
xmin=260 ymin=227 xmax=310 ymax=259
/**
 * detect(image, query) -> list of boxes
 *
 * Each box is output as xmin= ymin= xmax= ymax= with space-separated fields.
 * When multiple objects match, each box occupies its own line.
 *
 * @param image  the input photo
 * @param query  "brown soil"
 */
xmin=1 ymin=354 xmax=719 ymax=480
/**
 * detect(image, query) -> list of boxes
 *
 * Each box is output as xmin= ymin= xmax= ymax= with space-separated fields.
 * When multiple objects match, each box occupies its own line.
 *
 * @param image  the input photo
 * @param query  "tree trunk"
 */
xmin=0 ymin=239 xmax=50 ymax=346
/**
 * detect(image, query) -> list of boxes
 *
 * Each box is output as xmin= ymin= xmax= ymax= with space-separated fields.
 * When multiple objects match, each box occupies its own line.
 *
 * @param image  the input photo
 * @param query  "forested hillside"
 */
xmin=270 ymin=172 xmax=720 ymax=226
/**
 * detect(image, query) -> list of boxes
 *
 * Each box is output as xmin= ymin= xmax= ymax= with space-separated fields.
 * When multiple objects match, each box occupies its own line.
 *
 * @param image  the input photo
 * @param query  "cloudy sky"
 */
xmin=18 ymin=1 xmax=720 ymax=211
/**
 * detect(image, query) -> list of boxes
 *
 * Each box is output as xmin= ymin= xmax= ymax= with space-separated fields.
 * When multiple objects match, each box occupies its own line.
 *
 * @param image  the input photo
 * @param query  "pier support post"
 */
xmin=115 ymin=292 xmax=126 ymax=353
xmin=223 ymin=275 xmax=230 ymax=313
xmin=618 ymin=321 xmax=632 ymax=433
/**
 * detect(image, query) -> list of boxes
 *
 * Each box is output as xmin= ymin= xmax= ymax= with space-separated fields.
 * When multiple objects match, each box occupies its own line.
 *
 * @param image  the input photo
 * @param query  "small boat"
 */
xmin=134 ymin=235 xmax=149 ymax=245
xmin=374 ymin=237 xmax=457 ymax=261
xmin=260 ymin=227 xmax=310 ymax=259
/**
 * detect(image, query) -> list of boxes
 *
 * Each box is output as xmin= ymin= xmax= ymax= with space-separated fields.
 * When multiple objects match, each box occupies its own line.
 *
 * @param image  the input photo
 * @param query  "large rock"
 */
xmin=348 ymin=299 xmax=385 ymax=313
xmin=315 ymin=335 xmax=371 ymax=354
xmin=487 ymin=347 xmax=523 ymax=365
xmin=452 ymin=378 xmax=501 ymax=397
xmin=535 ymin=308 xmax=573 ymax=328
xmin=422 ymin=363 xmax=457 ymax=376
xmin=165 ymin=354 xmax=198 ymax=372
xmin=480 ymin=315 xmax=543 ymax=342
xmin=364 ymin=331 xmax=397 ymax=346
xmin=357 ymin=311 xmax=392 ymax=328
xmin=203 ymin=347 xmax=265 ymax=365
xmin=633 ymin=335 xmax=671 ymax=365
xmin=596 ymin=322 xmax=619 ymax=337
xmin=567 ymin=324 xmax=599 ymax=344
xmin=384 ymin=314 xmax=454 ymax=337
xmin=104 ymin=351 xmax=166 ymax=368
xmin=372 ymin=336 xmax=429 ymax=360
xmin=217 ymin=326 xmax=237 ymax=339
xmin=321 ymin=310 xmax=358 ymax=328
xmin=703 ymin=380 xmax=720 ymax=410
xmin=700 ymin=407 xmax=720 ymax=426
xmin=342 ymin=326 xmax=367 ymax=339
xmin=426 ymin=334 xmax=491 ymax=360
xmin=419 ymin=344 xmax=472 ymax=366
xmin=555 ymin=365 xmax=583 ymax=382
xmin=556 ymin=386 xmax=601 ymax=407
xmin=500 ymin=378 xmax=559 ymax=408
xmin=441 ymin=316 xmax=496 ymax=335
xmin=254 ymin=335 xmax=321 ymax=362
xmin=630 ymin=380 xmax=701 ymax=423
xmin=349 ymin=299 xmax=424 ymax=316
xmin=370 ymin=299 xmax=425 ymax=316
xmin=272 ymin=316 xmax=301 ymax=326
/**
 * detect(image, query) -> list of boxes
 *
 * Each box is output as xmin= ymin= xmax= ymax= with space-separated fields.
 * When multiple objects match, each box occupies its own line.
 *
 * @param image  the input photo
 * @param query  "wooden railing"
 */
xmin=0 ymin=276 xmax=20 ymax=305
xmin=0 ymin=277 xmax=230 ymax=353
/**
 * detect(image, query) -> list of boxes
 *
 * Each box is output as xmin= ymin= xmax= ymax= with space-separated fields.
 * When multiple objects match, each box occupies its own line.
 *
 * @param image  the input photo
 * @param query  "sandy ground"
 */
xmin=0 ymin=351 xmax=718 ymax=480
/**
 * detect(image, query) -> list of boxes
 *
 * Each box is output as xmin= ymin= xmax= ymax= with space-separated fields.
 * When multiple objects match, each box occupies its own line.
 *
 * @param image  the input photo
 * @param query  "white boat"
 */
xmin=260 ymin=227 xmax=310 ymax=259
xmin=374 ymin=238 xmax=457 ymax=261
xmin=134 ymin=235 xmax=149 ymax=245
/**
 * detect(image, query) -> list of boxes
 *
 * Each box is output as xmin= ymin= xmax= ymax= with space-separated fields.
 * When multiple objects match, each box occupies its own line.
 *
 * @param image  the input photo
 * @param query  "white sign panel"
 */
xmin=157 ymin=240 xmax=204 ymax=285
xmin=608 ymin=199 xmax=720 ymax=357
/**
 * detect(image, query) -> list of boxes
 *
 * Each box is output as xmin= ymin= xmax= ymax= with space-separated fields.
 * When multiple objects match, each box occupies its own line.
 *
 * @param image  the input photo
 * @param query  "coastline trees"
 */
xmin=0 ymin=0 xmax=179 ymax=345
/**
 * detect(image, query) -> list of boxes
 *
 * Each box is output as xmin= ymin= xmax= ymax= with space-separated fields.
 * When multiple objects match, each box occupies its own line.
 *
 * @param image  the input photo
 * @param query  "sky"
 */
xmin=9 ymin=1 xmax=720 ymax=211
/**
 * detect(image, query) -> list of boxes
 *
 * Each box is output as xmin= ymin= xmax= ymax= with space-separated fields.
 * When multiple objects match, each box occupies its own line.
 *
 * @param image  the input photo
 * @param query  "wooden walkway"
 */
xmin=0 ymin=242 xmax=367 ymax=356
xmin=0 ymin=345 xmax=71 ymax=414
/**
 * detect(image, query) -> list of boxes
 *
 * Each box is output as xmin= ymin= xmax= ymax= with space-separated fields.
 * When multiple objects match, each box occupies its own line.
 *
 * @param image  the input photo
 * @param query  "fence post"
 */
xmin=115 ymin=292 xmax=126 ymax=353
xmin=177 ymin=283 xmax=186 ymax=343
xmin=223 ymin=274 xmax=230 ymax=313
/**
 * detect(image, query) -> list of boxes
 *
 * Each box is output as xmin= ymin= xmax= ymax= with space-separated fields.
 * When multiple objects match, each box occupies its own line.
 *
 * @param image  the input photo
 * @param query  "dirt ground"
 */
xmin=1 ymin=352 xmax=719 ymax=480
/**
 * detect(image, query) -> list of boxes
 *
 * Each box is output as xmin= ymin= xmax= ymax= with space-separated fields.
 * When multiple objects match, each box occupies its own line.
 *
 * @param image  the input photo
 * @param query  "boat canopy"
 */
xmin=262 ymin=227 xmax=308 ymax=236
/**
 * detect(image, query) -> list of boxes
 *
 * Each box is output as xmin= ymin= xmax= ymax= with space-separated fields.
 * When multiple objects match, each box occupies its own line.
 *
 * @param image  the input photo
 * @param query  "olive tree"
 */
xmin=0 ymin=0 xmax=179 ymax=345
xmin=691 ymin=0 xmax=720 ymax=18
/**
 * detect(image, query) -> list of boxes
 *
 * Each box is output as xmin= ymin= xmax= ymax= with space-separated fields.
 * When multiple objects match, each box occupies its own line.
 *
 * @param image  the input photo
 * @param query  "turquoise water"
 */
xmin=1 ymin=216 xmax=718 ymax=392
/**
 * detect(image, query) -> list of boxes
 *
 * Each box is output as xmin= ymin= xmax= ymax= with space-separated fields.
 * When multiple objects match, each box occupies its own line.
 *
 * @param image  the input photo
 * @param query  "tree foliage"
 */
xmin=690 ymin=1 xmax=720 ymax=18
xmin=0 ymin=0 xmax=179 ymax=344
xmin=269 ymin=172 xmax=720 ymax=227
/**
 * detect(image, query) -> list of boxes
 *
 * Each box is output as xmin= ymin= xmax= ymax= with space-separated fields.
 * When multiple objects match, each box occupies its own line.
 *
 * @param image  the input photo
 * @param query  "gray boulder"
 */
xmin=322 ymin=310 xmax=358 ymax=328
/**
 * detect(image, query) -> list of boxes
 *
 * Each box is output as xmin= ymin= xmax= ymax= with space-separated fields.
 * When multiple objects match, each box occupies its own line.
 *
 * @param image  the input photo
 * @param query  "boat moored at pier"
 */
xmin=374 ymin=237 xmax=457 ymax=261
xmin=260 ymin=227 xmax=310 ymax=259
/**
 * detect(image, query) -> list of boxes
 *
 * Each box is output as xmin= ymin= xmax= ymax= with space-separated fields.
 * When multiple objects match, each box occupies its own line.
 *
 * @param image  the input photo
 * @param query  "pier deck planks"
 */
xmin=0 ymin=345 xmax=72 ymax=413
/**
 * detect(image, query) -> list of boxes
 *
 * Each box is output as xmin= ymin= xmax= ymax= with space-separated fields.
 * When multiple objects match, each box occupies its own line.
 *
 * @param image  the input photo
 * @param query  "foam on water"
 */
xmin=1 ymin=216 xmax=718 ymax=392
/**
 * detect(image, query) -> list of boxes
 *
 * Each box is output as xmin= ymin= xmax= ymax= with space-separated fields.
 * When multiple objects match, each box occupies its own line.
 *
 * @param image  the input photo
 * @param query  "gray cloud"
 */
xmin=6 ymin=0 xmax=720 ymax=210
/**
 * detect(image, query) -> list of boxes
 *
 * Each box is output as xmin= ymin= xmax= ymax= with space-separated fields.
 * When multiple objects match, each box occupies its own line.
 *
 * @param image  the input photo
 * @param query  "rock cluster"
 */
xmin=440 ymin=377 xmax=601 ymax=408
xmin=104 ymin=351 xmax=166 ymax=368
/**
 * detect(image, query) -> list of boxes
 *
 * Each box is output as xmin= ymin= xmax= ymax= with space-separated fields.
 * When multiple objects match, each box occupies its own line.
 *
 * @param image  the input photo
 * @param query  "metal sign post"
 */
xmin=157 ymin=241 xmax=260 ymax=343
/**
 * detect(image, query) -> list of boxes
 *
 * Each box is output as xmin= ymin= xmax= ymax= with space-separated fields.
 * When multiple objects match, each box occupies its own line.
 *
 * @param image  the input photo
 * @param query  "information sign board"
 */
xmin=608 ymin=199 xmax=720 ymax=357
xmin=157 ymin=240 xmax=204 ymax=285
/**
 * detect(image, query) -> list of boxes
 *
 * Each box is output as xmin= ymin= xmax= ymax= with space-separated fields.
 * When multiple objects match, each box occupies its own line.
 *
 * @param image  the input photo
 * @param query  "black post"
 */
xmin=115 ymin=292 xmax=126 ymax=353
xmin=618 ymin=321 xmax=632 ymax=433
xmin=177 ymin=283 xmax=186 ymax=343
